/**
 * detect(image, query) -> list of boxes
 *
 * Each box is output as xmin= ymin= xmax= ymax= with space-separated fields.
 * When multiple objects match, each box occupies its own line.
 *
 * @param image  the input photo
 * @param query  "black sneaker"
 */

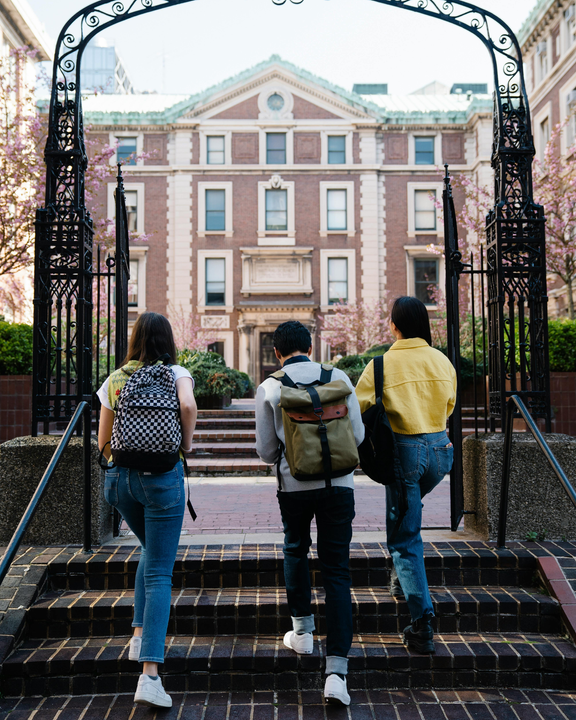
xmin=403 ymin=613 xmax=435 ymax=654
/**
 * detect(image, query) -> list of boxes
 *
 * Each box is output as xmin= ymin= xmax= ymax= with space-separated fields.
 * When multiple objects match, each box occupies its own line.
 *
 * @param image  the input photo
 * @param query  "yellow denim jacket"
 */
xmin=355 ymin=338 xmax=457 ymax=435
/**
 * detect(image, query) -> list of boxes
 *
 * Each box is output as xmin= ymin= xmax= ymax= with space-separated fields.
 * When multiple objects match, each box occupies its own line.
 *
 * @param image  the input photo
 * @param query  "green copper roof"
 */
xmin=518 ymin=0 xmax=554 ymax=47
xmin=78 ymin=55 xmax=492 ymax=126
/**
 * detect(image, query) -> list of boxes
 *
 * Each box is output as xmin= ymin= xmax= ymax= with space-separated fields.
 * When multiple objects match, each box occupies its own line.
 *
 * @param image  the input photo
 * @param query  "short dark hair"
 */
xmin=273 ymin=321 xmax=312 ymax=357
xmin=122 ymin=312 xmax=178 ymax=366
xmin=391 ymin=296 xmax=432 ymax=346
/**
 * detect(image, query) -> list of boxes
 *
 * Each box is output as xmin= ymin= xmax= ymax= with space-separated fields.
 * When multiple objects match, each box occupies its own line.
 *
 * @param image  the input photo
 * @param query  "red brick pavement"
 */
xmin=178 ymin=476 xmax=450 ymax=535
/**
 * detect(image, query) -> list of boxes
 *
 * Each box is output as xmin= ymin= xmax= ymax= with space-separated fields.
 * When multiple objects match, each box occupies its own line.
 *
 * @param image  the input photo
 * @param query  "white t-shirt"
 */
xmin=96 ymin=364 xmax=194 ymax=411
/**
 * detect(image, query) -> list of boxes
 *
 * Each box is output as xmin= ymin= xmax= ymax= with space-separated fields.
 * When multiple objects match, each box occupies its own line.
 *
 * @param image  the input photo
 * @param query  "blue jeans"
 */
xmin=277 ymin=486 xmax=355 ymax=677
xmin=104 ymin=462 xmax=185 ymax=664
xmin=386 ymin=431 xmax=453 ymax=622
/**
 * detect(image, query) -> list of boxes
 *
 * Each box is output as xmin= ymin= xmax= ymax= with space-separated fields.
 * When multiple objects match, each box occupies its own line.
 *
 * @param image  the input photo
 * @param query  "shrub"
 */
xmin=0 ymin=322 xmax=33 ymax=375
xmin=177 ymin=350 xmax=254 ymax=399
xmin=333 ymin=354 xmax=372 ymax=385
xmin=548 ymin=319 xmax=576 ymax=372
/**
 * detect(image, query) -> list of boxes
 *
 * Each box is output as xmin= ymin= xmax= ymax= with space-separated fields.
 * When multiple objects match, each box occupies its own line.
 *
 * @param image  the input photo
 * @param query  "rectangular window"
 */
xmin=265 ymin=189 xmax=287 ymax=230
xmin=128 ymin=259 xmax=138 ymax=306
xmin=414 ymin=189 xmax=437 ymax=231
xmin=206 ymin=258 xmax=226 ymax=306
xmin=205 ymin=189 xmax=226 ymax=231
xmin=207 ymin=136 xmax=225 ymax=164
xmin=328 ymin=136 xmax=346 ymax=164
xmin=327 ymin=189 xmax=347 ymax=231
xmin=414 ymin=258 xmax=439 ymax=306
xmin=117 ymin=137 xmax=137 ymax=165
xmin=125 ymin=190 xmax=138 ymax=232
xmin=328 ymin=258 xmax=348 ymax=305
xmin=266 ymin=133 xmax=286 ymax=164
xmin=540 ymin=118 xmax=550 ymax=158
xmin=415 ymin=137 xmax=435 ymax=165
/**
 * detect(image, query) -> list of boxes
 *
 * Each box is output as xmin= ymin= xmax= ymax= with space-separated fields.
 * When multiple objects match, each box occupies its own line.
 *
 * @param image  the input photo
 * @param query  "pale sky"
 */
xmin=28 ymin=0 xmax=536 ymax=97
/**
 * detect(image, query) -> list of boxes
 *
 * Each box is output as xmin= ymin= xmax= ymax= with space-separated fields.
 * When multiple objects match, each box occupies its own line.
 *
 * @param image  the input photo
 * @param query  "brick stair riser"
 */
xmin=24 ymin=589 xmax=561 ymax=640
xmin=195 ymin=420 xmax=255 ymax=430
xmin=47 ymin=556 xmax=538 ymax=592
xmin=4 ymin=634 xmax=576 ymax=697
xmin=190 ymin=446 xmax=259 ymax=457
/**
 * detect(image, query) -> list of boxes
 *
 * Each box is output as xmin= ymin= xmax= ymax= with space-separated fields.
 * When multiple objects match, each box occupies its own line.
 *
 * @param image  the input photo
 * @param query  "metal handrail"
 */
xmin=0 ymin=402 xmax=92 ymax=586
xmin=498 ymin=395 xmax=576 ymax=548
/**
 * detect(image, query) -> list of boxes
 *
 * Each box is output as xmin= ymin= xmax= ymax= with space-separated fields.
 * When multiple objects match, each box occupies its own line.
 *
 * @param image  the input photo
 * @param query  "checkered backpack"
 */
xmin=110 ymin=359 xmax=182 ymax=473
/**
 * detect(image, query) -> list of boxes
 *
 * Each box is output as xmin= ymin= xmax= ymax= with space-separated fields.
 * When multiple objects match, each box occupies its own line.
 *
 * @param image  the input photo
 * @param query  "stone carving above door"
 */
xmin=240 ymin=247 xmax=313 ymax=296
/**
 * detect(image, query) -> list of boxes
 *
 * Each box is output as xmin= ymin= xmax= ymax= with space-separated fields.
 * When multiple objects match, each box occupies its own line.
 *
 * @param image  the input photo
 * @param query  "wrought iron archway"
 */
xmin=33 ymin=0 xmax=550 ymax=474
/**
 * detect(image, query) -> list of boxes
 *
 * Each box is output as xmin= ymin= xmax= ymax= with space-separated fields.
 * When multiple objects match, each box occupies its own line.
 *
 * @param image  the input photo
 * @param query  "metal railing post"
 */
xmin=83 ymin=404 xmax=92 ymax=553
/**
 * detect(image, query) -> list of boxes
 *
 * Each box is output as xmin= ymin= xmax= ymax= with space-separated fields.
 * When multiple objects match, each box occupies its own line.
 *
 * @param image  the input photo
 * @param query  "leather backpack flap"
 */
xmin=286 ymin=405 xmax=348 ymax=423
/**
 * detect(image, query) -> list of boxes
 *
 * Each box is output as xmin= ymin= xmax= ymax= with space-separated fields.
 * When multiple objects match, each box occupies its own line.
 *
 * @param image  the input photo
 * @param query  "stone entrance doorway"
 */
xmin=259 ymin=332 xmax=281 ymax=383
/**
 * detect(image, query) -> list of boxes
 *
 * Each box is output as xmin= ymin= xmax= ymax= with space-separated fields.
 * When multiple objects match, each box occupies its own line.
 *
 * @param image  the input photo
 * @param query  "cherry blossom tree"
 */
xmin=319 ymin=300 xmax=393 ymax=357
xmin=169 ymin=304 xmax=220 ymax=352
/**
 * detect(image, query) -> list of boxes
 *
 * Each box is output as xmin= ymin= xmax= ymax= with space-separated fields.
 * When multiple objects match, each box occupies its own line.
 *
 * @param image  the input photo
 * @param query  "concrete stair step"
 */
xmin=186 ymin=457 xmax=272 ymax=475
xmin=193 ymin=430 xmax=256 ymax=441
xmin=197 ymin=409 xmax=255 ymax=419
xmin=4 ymin=632 xmax=576 ymax=697
xmin=195 ymin=418 xmax=256 ymax=430
xmin=26 ymin=586 xmax=561 ymax=640
xmin=189 ymin=443 xmax=258 ymax=457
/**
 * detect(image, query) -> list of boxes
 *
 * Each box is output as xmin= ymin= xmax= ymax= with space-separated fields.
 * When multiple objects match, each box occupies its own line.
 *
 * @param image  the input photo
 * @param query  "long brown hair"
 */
xmin=122 ymin=312 xmax=177 ymax=366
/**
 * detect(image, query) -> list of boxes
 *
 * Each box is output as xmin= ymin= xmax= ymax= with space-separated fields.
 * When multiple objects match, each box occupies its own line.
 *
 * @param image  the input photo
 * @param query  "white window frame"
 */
xmin=197 ymin=182 xmax=233 ymax=237
xmin=405 ymin=246 xmax=444 ymax=309
xmin=320 ymin=131 xmax=353 ymax=165
xmin=564 ymin=5 xmax=576 ymax=53
xmin=559 ymin=70 xmax=576 ymax=154
xmin=259 ymin=128 xmax=294 ymax=165
xmin=128 ymin=245 xmax=149 ymax=314
xmin=319 ymin=181 xmax=355 ymax=237
xmin=197 ymin=249 xmax=234 ymax=313
xmin=534 ymin=103 xmax=552 ymax=162
xmin=408 ymin=133 xmax=442 ymax=167
xmin=536 ymin=39 xmax=549 ymax=85
xmin=407 ymin=182 xmax=443 ymax=237
xmin=320 ymin=249 xmax=356 ymax=311
xmin=200 ymin=130 xmax=232 ymax=166
xmin=107 ymin=182 xmax=145 ymax=235
xmin=258 ymin=176 xmax=295 ymax=243
xmin=109 ymin=131 xmax=144 ymax=167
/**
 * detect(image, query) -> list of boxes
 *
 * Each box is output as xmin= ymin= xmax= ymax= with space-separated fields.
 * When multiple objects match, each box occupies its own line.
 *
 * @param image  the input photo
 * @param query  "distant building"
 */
xmin=450 ymin=83 xmax=488 ymax=95
xmin=81 ymin=38 xmax=134 ymax=95
xmin=519 ymin=0 xmax=576 ymax=318
xmin=85 ymin=56 xmax=492 ymax=378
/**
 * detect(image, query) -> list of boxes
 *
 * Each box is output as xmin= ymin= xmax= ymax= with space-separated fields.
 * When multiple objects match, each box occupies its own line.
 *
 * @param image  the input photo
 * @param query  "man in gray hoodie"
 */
xmin=255 ymin=320 xmax=364 ymax=707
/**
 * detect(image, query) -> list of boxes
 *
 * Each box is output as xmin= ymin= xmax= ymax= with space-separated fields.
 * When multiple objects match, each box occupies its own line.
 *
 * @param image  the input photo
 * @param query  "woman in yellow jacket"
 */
xmin=355 ymin=296 xmax=456 ymax=654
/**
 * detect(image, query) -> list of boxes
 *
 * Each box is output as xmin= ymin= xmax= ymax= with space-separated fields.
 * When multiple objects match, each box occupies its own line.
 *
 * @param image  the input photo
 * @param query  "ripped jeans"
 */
xmin=386 ymin=431 xmax=453 ymax=622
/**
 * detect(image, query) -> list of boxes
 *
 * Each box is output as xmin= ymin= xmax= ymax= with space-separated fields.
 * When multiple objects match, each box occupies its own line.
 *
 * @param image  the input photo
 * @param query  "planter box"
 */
xmin=196 ymin=394 xmax=231 ymax=410
xmin=551 ymin=372 xmax=576 ymax=437
xmin=0 ymin=375 xmax=32 ymax=442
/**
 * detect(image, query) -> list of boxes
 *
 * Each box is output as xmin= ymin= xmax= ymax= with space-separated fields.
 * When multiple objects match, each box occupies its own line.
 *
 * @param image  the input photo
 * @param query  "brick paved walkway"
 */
xmin=2 ymin=689 xmax=575 ymax=719
xmin=179 ymin=476 xmax=451 ymax=535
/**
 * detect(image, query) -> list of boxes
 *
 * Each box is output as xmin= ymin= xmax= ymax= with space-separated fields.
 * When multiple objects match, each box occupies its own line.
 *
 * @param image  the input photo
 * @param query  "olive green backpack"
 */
xmin=271 ymin=364 xmax=359 ymax=486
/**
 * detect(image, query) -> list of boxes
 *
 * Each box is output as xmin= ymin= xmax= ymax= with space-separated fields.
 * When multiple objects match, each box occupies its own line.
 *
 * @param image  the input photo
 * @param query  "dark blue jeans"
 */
xmin=277 ymin=486 xmax=355 ymax=671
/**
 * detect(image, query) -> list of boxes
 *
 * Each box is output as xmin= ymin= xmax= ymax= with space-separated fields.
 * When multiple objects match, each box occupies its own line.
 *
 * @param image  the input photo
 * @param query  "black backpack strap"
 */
xmin=373 ymin=355 xmax=384 ymax=402
xmin=270 ymin=370 xmax=297 ymax=388
xmin=319 ymin=363 xmax=333 ymax=385
xmin=306 ymin=386 xmax=332 ymax=488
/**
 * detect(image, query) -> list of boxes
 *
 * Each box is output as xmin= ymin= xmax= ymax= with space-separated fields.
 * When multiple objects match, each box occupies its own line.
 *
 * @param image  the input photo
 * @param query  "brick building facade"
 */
xmin=86 ymin=57 xmax=492 ymax=381
xmin=520 ymin=0 xmax=576 ymax=318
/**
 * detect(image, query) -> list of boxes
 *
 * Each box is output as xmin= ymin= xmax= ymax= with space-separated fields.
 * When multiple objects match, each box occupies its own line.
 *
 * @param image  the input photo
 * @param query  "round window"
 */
xmin=267 ymin=93 xmax=285 ymax=111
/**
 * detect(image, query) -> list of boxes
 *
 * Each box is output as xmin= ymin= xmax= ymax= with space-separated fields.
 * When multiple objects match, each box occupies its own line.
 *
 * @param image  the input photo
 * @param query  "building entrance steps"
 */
xmin=3 ymin=541 xmax=576 ymax=698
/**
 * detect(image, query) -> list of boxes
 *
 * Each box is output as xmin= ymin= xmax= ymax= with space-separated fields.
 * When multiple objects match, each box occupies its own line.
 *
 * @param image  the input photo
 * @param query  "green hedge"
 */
xmin=177 ymin=350 xmax=254 ymax=398
xmin=0 ymin=322 xmax=33 ymax=375
xmin=548 ymin=319 xmax=576 ymax=372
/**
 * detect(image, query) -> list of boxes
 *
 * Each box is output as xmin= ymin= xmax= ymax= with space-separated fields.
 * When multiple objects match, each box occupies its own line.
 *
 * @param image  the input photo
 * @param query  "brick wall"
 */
xmin=0 ymin=375 xmax=32 ymax=442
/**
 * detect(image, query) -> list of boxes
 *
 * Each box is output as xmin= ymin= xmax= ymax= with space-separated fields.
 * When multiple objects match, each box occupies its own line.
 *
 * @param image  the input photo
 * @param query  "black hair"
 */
xmin=123 ymin=311 xmax=178 ymax=365
xmin=391 ymin=296 xmax=433 ymax=346
xmin=273 ymin=320 xmax=312 ymax=357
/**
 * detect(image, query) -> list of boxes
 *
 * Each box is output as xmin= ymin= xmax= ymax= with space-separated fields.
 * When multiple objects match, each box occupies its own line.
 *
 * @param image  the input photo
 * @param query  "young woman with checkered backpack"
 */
xmin=97 ymin=312 xmax=197 ymax=708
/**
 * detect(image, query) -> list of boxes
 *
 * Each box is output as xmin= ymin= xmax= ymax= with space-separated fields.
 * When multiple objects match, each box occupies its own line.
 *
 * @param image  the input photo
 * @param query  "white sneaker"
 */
xmin=283 ymin=630 xmax=313 ymax=655
xmin=324 ymin=674 xmax=351 ymax=706
xmin=128 ymin=636 xmax=141 ymax=661
xmin=134 ymin=674 xmax=172 ymax=708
